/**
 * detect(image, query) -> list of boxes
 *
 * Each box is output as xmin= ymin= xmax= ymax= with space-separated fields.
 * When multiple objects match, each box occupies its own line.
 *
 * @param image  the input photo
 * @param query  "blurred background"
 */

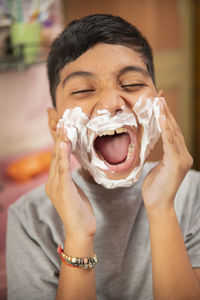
xmin=0 ymin=0 xmax=200 ymax=298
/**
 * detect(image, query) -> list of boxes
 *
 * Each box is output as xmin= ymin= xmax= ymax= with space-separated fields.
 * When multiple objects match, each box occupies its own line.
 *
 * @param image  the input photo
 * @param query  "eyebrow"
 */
xmin=62 ymin=65 xmax=150 ymax=87
xmin=117 ymin=65 xmax=150 ymax=79
xmin=62 ymin=71 xmax=94 ymax=87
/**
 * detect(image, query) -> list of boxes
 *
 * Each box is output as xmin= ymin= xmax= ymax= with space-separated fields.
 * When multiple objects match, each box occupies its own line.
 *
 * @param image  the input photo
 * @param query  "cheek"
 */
xmin=129 ymin=89 xmax=157 ymax=107
xmin=142 ymin=89 xmax=157 ymax=98
xmin=65 ymin=100 xmax=93 ymax=117
xmin=56 ymin=92 xmax=68 ymax=117
xmin=57 ymin=101 xmax=81 ymax=118
xmin=70 ymin=102 xmax=93 ymax=118
xmin=56 ymin=86 xmax=83 ymax=116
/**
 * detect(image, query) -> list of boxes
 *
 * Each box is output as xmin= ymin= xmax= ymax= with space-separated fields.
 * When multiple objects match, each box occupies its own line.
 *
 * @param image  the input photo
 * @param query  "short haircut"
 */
xmin=47 ymin=14 xmax=155 ymax=107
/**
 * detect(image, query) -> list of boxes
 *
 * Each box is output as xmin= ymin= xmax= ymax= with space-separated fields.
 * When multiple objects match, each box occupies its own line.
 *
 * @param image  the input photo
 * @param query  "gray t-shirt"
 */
xmin=6 ymin=162 xmax=200 ymax=300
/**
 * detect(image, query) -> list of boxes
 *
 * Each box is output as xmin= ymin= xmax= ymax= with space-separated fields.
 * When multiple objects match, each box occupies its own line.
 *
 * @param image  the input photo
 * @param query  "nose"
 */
xmin=92 ymin=89 xmax=128 ymax=117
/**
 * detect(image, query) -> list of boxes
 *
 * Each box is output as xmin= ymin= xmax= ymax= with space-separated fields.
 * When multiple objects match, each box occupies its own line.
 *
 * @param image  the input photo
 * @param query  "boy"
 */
xmin=7 ymin=14 xmax=200 ymax=300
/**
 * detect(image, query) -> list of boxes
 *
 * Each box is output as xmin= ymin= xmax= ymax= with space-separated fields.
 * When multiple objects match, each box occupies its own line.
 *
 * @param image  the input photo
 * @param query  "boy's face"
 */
xmin=48 ymin=43 xmax=162 ymax=182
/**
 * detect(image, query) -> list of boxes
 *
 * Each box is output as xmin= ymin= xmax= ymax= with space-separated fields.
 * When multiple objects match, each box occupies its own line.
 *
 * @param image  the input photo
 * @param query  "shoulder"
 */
xmin=7 ymin=185 xmax=61 ymax=299
xmin=9 ymin=184 xmax=53 ymax=220
xmin=8 ymin=184 xmax=64 ymax=244
xmin=176 ymin=168 xmax=200 ymax=202
xmin=182 ymin=168 xmax=200 ymax=189
xmin=8 ymin=167 xmax=86 ymax=228
xmin=174 ymin=169 xmax=200 ymax=223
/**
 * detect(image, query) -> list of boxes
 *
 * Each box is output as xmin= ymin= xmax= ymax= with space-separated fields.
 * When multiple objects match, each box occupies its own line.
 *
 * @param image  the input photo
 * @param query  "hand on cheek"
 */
xmin=142 ymin=98 xmax=193 ymax=213
xmin=45 ymin=121 xmax=96 ymax=239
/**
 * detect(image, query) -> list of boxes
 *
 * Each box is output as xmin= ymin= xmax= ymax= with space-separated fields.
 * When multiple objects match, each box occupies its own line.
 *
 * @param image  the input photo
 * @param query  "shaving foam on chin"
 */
xmin=57 ymin=97 xmax=162 ymax=189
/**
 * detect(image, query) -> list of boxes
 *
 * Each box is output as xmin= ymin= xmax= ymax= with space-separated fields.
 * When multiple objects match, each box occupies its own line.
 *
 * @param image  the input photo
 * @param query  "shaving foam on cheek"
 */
xmin=57 ymin=97 xmax=162 ymax=189
xmin=130 ymin=96 xmax=161 ymax=182
xmin=59 ymin=107 xmax=88 ymax=151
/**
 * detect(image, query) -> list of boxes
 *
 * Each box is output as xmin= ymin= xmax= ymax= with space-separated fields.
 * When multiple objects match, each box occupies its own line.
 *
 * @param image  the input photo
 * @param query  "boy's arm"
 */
xmin=56 ymin=238 xmax=96 ymax=299
xmin=6 ymin=206 xmax=59 ymax=300
xmin=147 ymin=206 xmax=200 ymax=300
xmin=45 ymin=124 xmax=97 ymax=300
xmin=143 ymin=98 xmax=200 ymax=300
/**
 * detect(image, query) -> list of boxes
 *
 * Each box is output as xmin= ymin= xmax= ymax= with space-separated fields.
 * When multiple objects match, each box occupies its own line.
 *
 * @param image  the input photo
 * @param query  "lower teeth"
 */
xmin=127 ymin=143 xmax=135 ymax=160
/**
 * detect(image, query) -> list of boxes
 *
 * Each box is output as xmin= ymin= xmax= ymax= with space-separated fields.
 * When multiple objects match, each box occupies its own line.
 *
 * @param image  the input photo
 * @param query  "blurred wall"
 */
xmin=63 ymin=0 xmax=194 ymax=162
xmin=0 ymin=0 xmax=63 ymax=159
xmin=194 ymin=0 xmax=200 ymax=169
xmin=0 ymin=65 xmax=52 ymax=158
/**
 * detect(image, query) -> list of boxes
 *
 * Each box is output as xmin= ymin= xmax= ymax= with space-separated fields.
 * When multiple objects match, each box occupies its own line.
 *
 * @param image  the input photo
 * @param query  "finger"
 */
xmin=48 ymin=120 xmax=66 ymax=183
xmin=159 ymin=98 xmax=178 ymax=131
xmin=161 ymin=99 xmax=184 ymax=140
xmin=161 ymin=99 xmax=189 ymax=153
xmin=159 ymin=100 xmax=193 ymax=173
xmin=57 ymin=118 xmax=72 ymax=179
xmin=159 ymin=110 xmax=180 ymax=159
xmin=58 ymin=140 xmax=72 ymax=185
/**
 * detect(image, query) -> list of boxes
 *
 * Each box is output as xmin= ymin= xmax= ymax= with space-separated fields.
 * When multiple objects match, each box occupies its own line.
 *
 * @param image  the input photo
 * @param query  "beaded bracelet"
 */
xmin=57 ymin=245 xmax=98 ymax=269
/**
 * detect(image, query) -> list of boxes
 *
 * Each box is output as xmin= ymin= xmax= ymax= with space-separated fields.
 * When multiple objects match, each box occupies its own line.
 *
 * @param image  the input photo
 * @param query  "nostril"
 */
xmin=115 ymin=108 xmax=123 ymax=114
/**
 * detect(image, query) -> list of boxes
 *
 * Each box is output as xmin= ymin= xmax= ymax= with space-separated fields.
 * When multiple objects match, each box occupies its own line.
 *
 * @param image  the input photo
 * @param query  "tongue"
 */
xmin=94 ymin=133 xmax=130 ymax=164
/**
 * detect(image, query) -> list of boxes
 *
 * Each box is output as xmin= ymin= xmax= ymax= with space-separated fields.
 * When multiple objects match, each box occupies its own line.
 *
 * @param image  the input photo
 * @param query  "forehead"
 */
xmin=60 ymin=43 xmax=148 ymax=81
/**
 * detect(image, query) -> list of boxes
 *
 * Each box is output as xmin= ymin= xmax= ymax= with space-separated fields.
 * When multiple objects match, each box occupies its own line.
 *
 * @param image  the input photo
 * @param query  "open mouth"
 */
xmin=94 ymin=126 xmax=137 ymax=172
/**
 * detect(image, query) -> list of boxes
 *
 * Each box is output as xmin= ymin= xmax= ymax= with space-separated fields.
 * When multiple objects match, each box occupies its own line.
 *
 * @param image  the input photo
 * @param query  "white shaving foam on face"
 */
xmin=60 ymin=107 xmax=88 ymax=151
xmin=97 ymin=109 xmax=110 ymax=115
xmin=58 ymin=97 xmax=162 ymax=189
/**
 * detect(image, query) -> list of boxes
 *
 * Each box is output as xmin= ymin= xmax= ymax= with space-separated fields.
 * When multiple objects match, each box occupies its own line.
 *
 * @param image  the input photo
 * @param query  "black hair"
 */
xmin=47 ymin=14 xmax=155 ymax=107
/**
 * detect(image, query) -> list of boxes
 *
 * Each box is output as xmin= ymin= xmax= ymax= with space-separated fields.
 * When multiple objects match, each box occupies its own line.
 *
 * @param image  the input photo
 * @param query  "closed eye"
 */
xmin=71 ymin=89 xmax=95 ymax=95
xmin=121 ymin=83 xmax=145 ymax=88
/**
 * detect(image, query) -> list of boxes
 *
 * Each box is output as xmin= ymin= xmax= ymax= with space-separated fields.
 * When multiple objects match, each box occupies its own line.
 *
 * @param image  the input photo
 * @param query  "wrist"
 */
xmin=64 ymin=235 xmax=95 ymax=257
xmin=64 ymin=223 xmax=96 ymax=241
xmin=145 ymin=201 xmax=176 ymax=221
xmin=146 ymin=205 xmax=179 ymax=238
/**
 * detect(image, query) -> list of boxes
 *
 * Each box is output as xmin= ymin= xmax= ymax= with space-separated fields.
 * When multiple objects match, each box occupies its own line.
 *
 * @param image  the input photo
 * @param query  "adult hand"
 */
xmin=45 ymin=121 xmax=97 ymax=240
xmin=142 ymin=98 xmax=193 ymax=213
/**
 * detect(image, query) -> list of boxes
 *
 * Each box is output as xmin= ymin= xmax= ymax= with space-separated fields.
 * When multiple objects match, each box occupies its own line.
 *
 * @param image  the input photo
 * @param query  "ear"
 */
xmin=47 ymin=107 xmax=58 ymax=141
xmin=157 ymin=90 xmax=164 ymax=97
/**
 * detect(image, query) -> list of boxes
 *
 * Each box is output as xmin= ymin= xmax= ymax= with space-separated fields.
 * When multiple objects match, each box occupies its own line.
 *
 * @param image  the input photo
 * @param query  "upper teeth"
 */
xmin=99 ymin=127 xmax=127 ymax=137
